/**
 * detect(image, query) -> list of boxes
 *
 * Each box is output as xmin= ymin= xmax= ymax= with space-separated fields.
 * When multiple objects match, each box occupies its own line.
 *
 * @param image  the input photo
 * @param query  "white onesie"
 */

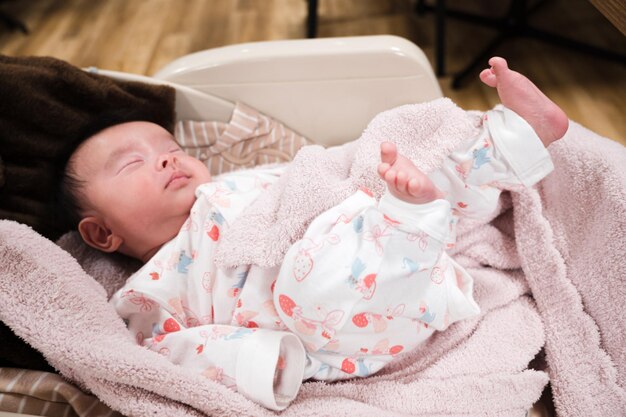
xmin=110 ymin=107 xmax=553 ymax=410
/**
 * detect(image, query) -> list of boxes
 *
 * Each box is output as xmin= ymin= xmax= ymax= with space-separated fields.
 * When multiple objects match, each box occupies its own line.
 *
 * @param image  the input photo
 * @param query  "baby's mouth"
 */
xmin=166 ymin=172 xmax=190 ymax=188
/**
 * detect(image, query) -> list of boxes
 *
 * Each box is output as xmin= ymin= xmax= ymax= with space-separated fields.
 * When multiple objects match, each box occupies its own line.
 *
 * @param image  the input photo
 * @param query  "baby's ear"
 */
xmin=78 ymin=217 xmax=123 ymax=253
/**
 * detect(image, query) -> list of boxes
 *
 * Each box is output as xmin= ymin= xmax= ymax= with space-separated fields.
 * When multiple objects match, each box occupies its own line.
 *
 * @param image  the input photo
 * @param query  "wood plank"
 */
xmin=589 ymin=0 xmax=626 ymax=36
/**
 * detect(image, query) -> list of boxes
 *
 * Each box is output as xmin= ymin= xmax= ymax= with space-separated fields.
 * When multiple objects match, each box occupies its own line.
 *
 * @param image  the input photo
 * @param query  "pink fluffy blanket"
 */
xmin=1 ymin=98 xmax=624 ymax=417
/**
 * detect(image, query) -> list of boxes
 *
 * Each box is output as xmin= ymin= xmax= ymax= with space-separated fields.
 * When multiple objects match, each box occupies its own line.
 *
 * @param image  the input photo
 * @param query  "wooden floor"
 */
xmin=0 ymin=0 xmax=625 ymax=146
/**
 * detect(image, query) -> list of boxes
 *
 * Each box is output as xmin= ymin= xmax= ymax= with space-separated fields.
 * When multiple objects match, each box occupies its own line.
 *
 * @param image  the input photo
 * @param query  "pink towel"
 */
xmin=1 ymin=98 xmax=624 ymax=417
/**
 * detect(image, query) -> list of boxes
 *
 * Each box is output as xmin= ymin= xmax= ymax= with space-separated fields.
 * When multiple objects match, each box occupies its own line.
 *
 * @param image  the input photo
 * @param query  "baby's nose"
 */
xmin=158 ymin=153 xmax=178 ymax=169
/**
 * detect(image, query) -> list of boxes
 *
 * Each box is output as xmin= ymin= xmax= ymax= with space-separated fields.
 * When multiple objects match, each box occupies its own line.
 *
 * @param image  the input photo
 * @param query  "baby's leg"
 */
xmin=480 ymin=57 xmax=568 ymax=147
xmin=428 ymin=59 xmax=567 ymax=221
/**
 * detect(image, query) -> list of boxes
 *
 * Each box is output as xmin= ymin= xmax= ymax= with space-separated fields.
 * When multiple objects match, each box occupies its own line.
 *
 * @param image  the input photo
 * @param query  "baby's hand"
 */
xmin=377 ymin=142 xmax=443 ymax=204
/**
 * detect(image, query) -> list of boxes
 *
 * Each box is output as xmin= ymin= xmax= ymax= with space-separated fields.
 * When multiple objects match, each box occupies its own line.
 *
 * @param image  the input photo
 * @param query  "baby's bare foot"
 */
xmin=480 ymin=57 xmax=569 ymax=147
xmin=377 ymin=142 xmax=444 ymax=204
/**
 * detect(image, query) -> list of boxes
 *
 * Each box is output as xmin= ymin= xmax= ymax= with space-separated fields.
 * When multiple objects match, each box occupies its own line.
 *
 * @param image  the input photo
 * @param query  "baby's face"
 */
xmin=73 ymin=121 xmax=211 ymax=260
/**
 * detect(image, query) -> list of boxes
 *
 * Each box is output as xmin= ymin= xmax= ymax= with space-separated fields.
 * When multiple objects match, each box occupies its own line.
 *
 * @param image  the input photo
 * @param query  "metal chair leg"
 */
xmin=307 ymin=0 xmax=318 ymax=38
xmin=0 ymin=10 xmax=28 ymax=34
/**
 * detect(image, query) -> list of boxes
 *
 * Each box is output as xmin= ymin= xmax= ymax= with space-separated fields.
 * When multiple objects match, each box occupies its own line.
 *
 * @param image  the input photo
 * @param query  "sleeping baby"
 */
xmin=59 ymin=57 xmax=568 ymax=410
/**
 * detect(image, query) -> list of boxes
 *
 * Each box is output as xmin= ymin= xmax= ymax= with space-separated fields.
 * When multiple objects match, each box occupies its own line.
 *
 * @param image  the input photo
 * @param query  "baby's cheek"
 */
xmin=121 ymin=182 xmax=164 ymax=217
xmin=194 ymin=161 xmax=212 ymax=185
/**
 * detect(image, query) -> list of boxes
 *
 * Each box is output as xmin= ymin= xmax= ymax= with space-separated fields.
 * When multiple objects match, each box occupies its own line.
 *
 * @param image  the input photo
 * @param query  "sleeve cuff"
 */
xmin=378 ymin=191 xmax=452 ymax=242
xmin=485 ymin=106 xmax=554 ymax=187
xmin=236 ymin=329 xmax=306 ymax=410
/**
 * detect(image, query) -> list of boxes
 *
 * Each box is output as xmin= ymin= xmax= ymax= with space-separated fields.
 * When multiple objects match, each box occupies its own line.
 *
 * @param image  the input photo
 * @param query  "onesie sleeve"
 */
xmin=110 ymin=289 xmax=306 ymax=411
xmin=377 ymin=190 xmax=453 ymax=243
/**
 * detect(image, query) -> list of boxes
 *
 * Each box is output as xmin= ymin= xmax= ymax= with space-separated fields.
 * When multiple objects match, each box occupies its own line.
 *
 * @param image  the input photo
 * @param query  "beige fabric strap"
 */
xmin=0 ymin=368 xmax=121 ymax=417
xmin=175 ymin=102 xmax=312 ymax=176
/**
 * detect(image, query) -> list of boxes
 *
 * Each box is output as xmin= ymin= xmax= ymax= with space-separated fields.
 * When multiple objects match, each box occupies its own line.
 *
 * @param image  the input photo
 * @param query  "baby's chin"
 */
xmin=154 ymin=207 xmax=192 ymax=249
xmin=137 ymin=181 xmax=206 ymax=261
xmin=181 ymin=188 xmax=199 ymax=216
xmin=173 ymin=178 xmax=202 ymax=204
xmin=163 ymin=177 xmax=204 ymax=227
xmin=158 ymin=190 xmax=197 ymax=231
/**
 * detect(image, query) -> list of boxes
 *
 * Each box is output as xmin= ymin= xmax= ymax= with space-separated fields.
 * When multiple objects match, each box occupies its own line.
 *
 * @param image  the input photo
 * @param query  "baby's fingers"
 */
xmin=377 ymin=162 xmax=391 ymax=178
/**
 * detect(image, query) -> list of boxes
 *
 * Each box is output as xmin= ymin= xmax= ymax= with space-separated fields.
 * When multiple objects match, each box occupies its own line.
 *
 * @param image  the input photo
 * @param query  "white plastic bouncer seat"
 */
xmin=92 ymin=36 xmax=442 ymax=147
xmin=154 ymin=35 xmax=442 ymax=146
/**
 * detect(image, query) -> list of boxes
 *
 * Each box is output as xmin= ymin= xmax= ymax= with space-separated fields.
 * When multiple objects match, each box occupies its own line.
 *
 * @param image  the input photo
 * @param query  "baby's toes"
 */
xmin=488 ymin=56 xmax=508 ymax=75
xmin=479 ymin=68 xmax=498 ymax=88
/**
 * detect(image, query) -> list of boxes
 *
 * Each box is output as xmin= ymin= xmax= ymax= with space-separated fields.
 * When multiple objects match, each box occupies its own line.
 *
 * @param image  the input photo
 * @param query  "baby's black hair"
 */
xmin=55 ymin=156 xmax=87 ymax=231
xmin=54 ymin=108 xmax=162 ymax=232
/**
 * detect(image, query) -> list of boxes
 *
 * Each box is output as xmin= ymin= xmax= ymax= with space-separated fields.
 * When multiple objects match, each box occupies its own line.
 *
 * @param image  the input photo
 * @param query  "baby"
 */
xmin=61 ymin=58 xmax=567 ymax=410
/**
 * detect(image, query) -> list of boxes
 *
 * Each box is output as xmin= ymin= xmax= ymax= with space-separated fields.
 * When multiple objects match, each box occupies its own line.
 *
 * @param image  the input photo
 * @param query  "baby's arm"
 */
xmin=110 ymin=289 xmax=305 ymax=411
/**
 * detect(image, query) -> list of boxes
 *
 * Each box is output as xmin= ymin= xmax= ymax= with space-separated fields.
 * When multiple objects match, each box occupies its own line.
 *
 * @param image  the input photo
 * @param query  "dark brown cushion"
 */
xmin=0 ymin=55 xmax=176 ymax=240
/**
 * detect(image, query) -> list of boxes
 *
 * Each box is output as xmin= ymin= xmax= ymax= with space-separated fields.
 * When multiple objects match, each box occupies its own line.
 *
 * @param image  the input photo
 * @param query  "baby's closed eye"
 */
xmin=118 ymin=158 xmax=144 ymax=174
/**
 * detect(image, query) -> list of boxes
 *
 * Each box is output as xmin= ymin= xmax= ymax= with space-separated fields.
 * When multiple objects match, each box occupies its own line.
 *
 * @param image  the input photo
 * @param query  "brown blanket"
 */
xmin=0 ymin=55 xmax=175 ymax=241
